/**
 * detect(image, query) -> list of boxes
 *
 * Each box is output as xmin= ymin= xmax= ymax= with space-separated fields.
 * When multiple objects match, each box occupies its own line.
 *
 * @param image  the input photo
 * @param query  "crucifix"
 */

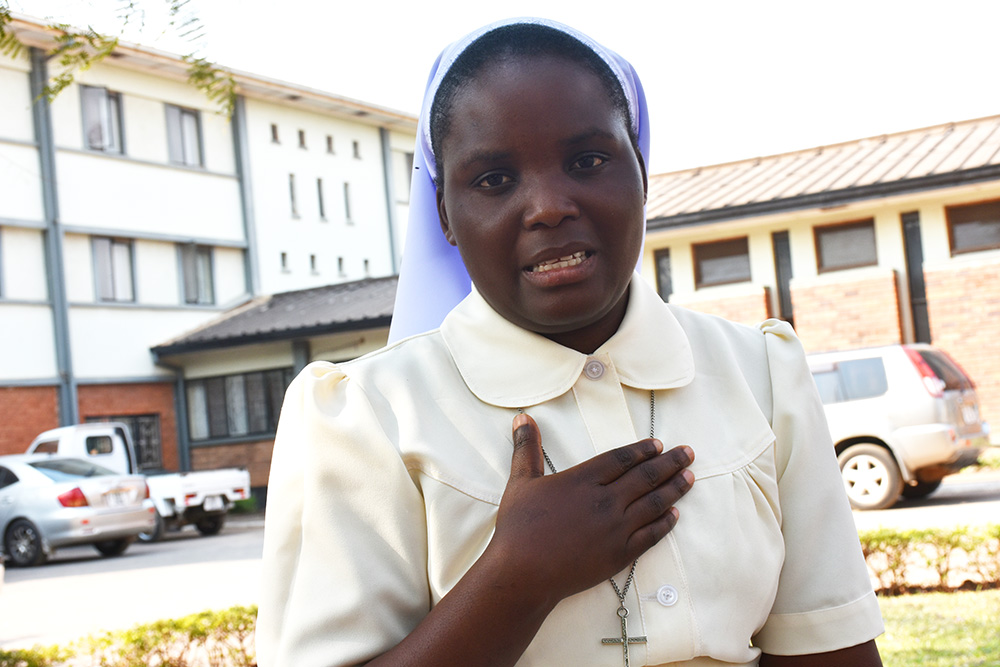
xmin=601 ymin=605 xmax=647 ymax=667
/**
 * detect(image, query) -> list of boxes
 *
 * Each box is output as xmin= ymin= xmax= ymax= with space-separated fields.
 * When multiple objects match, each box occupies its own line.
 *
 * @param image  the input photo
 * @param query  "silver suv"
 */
xmin=807 ymin=344 xmax=990 ymax=510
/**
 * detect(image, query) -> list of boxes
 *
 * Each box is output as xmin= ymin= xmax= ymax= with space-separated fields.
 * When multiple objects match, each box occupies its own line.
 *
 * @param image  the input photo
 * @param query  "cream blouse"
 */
xmin=256 ymin=276 xmax=883 ymax=667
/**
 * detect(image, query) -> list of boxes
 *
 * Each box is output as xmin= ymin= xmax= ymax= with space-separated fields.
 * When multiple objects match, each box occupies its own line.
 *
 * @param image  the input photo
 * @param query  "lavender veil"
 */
xmin=387 ymin=17 xmax=651 ymax=343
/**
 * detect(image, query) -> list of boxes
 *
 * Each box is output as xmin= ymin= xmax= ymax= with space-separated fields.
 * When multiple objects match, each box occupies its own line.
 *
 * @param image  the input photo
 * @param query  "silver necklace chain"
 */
xmin=519 ymin=389 xmax=655 ymax=667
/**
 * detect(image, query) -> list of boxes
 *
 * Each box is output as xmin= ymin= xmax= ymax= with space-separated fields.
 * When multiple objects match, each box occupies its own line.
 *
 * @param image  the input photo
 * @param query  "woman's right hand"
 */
xmin=488 ymin=413 xmax=695 ymax=606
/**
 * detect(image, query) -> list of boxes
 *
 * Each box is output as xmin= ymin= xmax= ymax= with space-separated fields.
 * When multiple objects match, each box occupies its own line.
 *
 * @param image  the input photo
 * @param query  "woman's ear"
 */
xmin=437 ymin=188 xmax=458 ymax=246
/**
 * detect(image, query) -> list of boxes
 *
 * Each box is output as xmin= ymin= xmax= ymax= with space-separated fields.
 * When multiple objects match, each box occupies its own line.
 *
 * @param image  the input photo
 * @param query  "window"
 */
xmin=179 ymin=244 xmax=214 ymax=304
xmin=310 ymin=254 xmax=318 ymax=273
xmin=338 ymin=256 xmax=345 ymax=276
xmin=343 ymin=182 xmax=352 ymax=222
xmin=84 ymin=414 xmax=163 ymax=470
xmin=280 ymin=252 xmax=289 ymax=272
xmin=298 ymin=129 xmax=307 ymax=148
xmin=165 ymin=104 xmax=202 ymax=166
xmin=947 ymin=199 xmax=1000 ymax=255
xmin=654 ymin=248 xmax=672 ymax=301
xmin=85 ymin=436 xmax=113 ymax=455
xmin=811 ymin=358 xmax=888 ymax=404
xmin=352 ymin=140 xmax=361 ymax=159
xmin=270 ymin=123 xmax=279 ymax=143
xmin=0 ymin=466 xmax=18 ymax=490
xmin=93 ymin=237 xmax=134 ymax=302
xmin=81 ymin=85 xmax=123 ymax=153
xmin=363 ymin=258 xmax=370 ymax=276
xmin=326 ymin=134 xmax=334 ymax=154
xmin=317 ymin=178 xmax=326 ymax=219
xmin=814 ymin=219 xmax=877 ymax=272
xmin=186 ymin=369 xmax=292 ymax=441
xmin=289 ymin=173 xmax=299 ymax=217
xmin=693 ymin=237 xmax=751 ymax=288
xmin=392 ymin=150 xmax=414 ymax=202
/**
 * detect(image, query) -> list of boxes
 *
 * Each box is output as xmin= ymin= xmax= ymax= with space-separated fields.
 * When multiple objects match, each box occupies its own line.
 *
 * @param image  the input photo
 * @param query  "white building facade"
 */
xmin=0 ymin=15 xmax=417 ymax=473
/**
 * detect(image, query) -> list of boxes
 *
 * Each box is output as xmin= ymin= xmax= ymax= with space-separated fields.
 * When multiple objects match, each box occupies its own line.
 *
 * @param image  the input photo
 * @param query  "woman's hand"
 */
xmin=488 ymin=413 xmax=695 ymax=605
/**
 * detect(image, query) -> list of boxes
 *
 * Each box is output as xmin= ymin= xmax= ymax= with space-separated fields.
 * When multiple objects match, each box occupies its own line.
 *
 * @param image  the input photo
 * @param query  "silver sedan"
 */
xmin=0 ymin=454 xmax=155 ymax=567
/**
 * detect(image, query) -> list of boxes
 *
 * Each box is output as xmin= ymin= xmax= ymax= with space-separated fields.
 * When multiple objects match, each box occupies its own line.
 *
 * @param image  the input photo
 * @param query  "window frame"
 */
xmin=317 ymin=177 xmax=326 ymax=220
xmin=946 ymin=198 xmax=1000 ymax=255
xmin=653 ymin=248 xmax=672 ymax=301
xmin=692 ymin=237 xmax=751 ymax=288
xmin=813 ymin=218 xmax=878 ymax=273
xmin=270 ymin=123 xmax=279 ymax=143
xmin=92 ymin=236 xmax=135 ymax=303
xmin=343 ymin=182 xmax=352 ymax=223
xmin=165 ymin=103 xmax=204 ymax=167
xmin=178 ymin=243 xmax=215 ymax=305
xmin=185 ymin=368 xmax=293 ymax=442
xmin=80 ymin=85 xmax=124 ymax=154
xmin=289 ymin=173 xmax=299 ymax=218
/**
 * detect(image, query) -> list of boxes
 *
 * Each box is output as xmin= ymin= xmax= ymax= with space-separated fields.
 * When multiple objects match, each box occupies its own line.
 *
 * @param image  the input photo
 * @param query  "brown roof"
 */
xmin=646 ymin=115 xmax=1000 ymax=230
xmin=152 ymin=276 xmax=397 ymax=356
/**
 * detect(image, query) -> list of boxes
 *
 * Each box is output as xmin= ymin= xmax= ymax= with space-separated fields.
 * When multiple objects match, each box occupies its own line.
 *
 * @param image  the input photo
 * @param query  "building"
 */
xmin=0 ymin=15 xmax=417 ymax=467
xmin=640 ymin=114 xmax=1000 ymax=442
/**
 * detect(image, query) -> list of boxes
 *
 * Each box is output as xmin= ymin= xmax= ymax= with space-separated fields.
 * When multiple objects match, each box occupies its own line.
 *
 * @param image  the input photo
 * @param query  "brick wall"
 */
xmin=669 ymin=286 xmax=772 ymax=325
xmin=791 ymin=271 xmax=903 ymax=353
xmin=925 ymin=259 xmax=1000 ymax=443
xmin=191 ymin=439 xmax=275 ymax=488
xmin=0 ymin=386 xmax=59 ymax=455
xmin=78 ymin=382 xmax=180 ymax=472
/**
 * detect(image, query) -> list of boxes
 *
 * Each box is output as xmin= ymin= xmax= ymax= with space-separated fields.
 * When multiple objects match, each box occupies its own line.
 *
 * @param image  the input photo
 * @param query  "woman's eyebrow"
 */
xmin=457 ymin=149 xmax=512 ymax=171
xmin=560 ymin=128 xmax=617 ymax=146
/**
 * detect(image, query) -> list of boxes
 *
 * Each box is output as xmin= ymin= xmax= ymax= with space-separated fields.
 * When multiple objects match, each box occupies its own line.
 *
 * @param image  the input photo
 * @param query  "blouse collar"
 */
xmin=440 ymin=275 xmax=695 ymax=408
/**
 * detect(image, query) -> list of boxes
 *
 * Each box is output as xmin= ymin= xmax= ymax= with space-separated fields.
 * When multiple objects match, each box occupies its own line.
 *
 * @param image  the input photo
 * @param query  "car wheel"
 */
xmin=137 ymin=510 xmax=164 ymax=543
xmin=4 ymin=519 xmax=46 ymax=567
xmin=901 ymin=479 xmax=943 ymax=499
xmin=94 ymin=539 xmax=131 ymax=557
xmin=195 ymin=515 xmax=225 ymax=536
xmin=837 ymin=444 xmax=904 ymax=511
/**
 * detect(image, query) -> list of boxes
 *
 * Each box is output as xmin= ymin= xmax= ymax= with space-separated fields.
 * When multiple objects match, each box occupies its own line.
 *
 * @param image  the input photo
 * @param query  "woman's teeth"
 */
xmin=531 ymin=251 xmax=587 ymax=273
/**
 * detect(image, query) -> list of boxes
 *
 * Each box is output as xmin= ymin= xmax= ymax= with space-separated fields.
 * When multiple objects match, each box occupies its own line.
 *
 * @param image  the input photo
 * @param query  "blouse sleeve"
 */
xmin=255 ymin=362 xmax=430 ymax=667
xmin=751 ymin=320 xmax=884 ymax=655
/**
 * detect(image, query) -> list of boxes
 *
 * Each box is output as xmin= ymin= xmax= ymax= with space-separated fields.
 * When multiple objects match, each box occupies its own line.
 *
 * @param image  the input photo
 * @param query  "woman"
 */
xmin=257 ymin=18 xmax=884 ymax=667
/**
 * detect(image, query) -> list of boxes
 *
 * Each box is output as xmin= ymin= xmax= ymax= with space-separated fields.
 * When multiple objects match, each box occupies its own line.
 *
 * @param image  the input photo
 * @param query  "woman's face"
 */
xmin=436 ymin=55 xmax=647 ymax=353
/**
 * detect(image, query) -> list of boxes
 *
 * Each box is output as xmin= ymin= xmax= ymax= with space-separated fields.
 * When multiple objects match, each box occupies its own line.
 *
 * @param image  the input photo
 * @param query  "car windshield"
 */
xmin=917 ymin=350 xmax=974 ymax=390
xmin=29 ymin=458 xmax=117 ymax=482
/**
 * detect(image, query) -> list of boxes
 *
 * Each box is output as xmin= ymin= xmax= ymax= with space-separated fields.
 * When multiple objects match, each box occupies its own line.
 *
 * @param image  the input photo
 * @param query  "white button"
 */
xmin=656 ymin=584 xmax=679 ymax=607
xmin=584 ymin=359 xmax=605 ymax=380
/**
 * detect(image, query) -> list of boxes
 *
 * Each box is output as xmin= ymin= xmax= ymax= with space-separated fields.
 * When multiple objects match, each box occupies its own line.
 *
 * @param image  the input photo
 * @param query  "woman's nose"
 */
xmin=520 ymin=175 xmax=580 ymax=229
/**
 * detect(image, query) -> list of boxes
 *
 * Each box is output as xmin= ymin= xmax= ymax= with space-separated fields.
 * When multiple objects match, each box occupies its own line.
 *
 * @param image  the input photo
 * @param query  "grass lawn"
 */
xmin=878 ymin=588 xmax=1000 ymax=666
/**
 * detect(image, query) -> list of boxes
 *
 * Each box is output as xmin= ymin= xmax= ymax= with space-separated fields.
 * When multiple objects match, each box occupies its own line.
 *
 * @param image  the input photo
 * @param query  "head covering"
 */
xmin=388 ymin=17 xmax=651 ymax=343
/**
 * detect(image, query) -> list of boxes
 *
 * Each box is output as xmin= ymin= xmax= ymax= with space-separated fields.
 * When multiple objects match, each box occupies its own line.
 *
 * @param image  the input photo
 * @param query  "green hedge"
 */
xmin=0 ymin=606 xmax=256 ymax=667
xmin=860 ymin=524 xmax=1000 ymax=595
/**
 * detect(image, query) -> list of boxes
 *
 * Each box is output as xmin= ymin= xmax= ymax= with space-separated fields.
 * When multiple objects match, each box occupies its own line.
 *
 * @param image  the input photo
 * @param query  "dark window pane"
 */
xmin=816 ymin=220 xmax=877 ymax=271
xmin=694 ymin=238 xmax=751 ymax=287
xmin=246 ymin=372 xmax=269 ymax=433
xmin=949 ymin=200 xmax=1000 ymax=254
xmin=206 ymin=377 xmax=228 ymax=438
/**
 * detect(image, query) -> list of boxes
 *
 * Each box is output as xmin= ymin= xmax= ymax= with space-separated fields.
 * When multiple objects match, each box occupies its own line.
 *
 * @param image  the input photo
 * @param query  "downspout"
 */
xmin=154 ymin=358 xmax=192 ymax=472
xmin=30 ymin=47 xmax=78 ymax=425
xmin=379 ymin=127 xmax=399 ymax=274
xmin=231 ymin=94 xmax=260 ymax=296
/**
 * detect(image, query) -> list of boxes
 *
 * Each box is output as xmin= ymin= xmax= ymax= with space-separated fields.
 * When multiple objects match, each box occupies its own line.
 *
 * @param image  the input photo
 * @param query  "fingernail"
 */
xmin=513 ymin=413 xmax=529 ymax=429
xmin=682 ymin=469 xmax=695 ymax=486
xmin=682 ymin=445 xmax=695 ymax=463
xmin=670 ymin=507 xmax=680 ymax=521
xmin=652 ymin=438 xmax=663 ymax=453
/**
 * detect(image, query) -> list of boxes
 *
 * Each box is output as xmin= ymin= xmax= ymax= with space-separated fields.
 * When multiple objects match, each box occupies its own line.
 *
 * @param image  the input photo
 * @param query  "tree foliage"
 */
xmin=0 ymin=0 xmax=236 ymax=115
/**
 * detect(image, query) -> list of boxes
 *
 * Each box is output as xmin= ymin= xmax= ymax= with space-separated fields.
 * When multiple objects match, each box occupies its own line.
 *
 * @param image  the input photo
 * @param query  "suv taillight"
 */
xmin=903 ymin=347 xmax=945 ymax=397
xmin=143 ymin=481 xmax=150 ymax=500
xmin=58 ymin=487 xmax=89 ymax=507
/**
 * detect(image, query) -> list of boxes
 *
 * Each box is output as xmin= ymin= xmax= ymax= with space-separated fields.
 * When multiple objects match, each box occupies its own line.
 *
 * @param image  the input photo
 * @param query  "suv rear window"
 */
xmin=914 ymin=349 xmax=973 ymax=390
xmin=30 ymin=459 xmax=116 ymax=482
xmin=811 ymin=357 xmax=889 ymax=404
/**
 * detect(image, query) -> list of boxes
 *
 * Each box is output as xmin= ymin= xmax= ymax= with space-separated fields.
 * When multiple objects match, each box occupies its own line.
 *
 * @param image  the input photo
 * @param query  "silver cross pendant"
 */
xmin=601 ymin=605 xmax=647 ymax=667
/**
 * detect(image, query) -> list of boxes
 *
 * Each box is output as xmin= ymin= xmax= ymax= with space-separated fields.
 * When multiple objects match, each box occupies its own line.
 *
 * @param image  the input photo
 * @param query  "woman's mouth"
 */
xmin=529 ymin=251 xmax=589 ymax=273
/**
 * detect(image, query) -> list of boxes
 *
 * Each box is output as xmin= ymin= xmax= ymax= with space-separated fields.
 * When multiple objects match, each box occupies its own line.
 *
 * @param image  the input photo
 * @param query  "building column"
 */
xmin=30 ymin=47 xmax=78 ymax=425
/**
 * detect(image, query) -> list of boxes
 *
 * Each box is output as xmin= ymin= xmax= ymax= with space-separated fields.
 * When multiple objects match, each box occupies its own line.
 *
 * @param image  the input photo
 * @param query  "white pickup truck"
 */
xmin=27 ymin=422 xmax=251 ymax=542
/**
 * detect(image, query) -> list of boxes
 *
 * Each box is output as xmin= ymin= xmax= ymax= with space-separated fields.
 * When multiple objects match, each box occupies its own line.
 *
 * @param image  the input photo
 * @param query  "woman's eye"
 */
xmin=475 ymin=173 xmax=513 ymax=188
xmin=572 ymin=155 xmax=607 ymax=170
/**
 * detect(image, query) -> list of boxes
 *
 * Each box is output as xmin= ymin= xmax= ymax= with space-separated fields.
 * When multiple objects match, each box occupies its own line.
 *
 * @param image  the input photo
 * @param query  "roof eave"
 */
xmin=647 ymin=163 xmax=1000 ymax=230
xmin=150 ymin=315 xmax=393 ymax=358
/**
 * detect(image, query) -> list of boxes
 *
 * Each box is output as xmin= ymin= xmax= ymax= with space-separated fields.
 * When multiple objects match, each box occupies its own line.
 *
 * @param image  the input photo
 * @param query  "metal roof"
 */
xmin=646 ymin=115 xmax=1000 ymax=230
xmin=152 ymin=276 xmax=397 ymax=356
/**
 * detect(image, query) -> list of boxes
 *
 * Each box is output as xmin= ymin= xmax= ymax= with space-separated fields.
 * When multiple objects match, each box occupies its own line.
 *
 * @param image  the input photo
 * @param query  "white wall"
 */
xmin=1 ymin=227 xmax=48 ymax=300
xmin=0 ymin=304 xmax=57 ymax=380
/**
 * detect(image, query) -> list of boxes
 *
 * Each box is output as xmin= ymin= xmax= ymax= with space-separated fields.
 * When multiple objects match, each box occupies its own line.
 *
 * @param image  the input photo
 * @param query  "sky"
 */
xmin=9 ymin=0 xmax=1000 ymax=174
